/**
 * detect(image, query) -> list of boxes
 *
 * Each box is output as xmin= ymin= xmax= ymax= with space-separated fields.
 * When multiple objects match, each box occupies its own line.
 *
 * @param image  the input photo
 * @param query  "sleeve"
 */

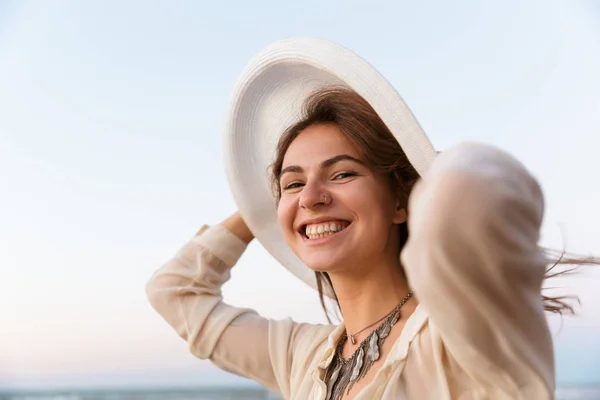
xmin=145 ymin=224 xmax=330 ymax=398
xmin=401 ymin=142 xmax=555 ymax=396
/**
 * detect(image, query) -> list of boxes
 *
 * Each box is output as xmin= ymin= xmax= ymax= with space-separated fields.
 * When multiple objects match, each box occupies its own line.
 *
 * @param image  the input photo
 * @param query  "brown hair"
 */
xmin=270 ymin=86 xmax=596 ymax=322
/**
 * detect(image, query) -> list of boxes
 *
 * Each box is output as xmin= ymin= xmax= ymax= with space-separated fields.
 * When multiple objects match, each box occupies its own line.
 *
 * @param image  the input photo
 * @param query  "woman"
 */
xmin=146 ymin=39 xmax=592 ymax=400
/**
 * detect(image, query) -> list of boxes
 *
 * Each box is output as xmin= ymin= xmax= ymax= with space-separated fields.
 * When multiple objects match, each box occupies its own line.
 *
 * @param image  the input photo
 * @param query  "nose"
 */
xmin=299 ymin=180 xmax=331 ymax=210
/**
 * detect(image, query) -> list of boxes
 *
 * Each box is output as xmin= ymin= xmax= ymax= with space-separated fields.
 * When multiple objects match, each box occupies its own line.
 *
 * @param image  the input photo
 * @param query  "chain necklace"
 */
xmin=347 ymin=308 xmax=394 ymax=345
xmin=324 ymin=291 xmax=413 ymax=400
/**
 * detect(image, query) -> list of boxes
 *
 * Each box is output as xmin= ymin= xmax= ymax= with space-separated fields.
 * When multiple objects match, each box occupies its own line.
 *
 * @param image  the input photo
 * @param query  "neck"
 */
xmin=328 ymin=256 xmax=412 ymax=338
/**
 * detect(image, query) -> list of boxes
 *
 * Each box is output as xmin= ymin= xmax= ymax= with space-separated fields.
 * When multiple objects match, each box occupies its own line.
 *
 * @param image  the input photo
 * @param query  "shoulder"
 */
xmin=291 ymin=321 xmax=337 ymax=353
xmin=287 ymin=321 xmax=337 ymax=373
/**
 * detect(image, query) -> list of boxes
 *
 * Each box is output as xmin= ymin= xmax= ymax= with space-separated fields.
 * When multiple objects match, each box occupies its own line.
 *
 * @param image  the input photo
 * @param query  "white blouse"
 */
xmin=146 ymin=142 xmax=555 ymax=399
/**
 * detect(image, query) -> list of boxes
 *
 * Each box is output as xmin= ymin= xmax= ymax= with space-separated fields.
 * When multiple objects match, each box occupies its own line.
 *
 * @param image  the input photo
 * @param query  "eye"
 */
xmin=283 ymin=181 xmax=304 ymax=191
xmin=333 ymin=171 xmax=357 ymax=180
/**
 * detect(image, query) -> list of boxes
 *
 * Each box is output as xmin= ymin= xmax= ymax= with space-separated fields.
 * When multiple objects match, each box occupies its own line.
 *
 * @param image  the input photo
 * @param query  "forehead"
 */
xmin=282 ymin=124 xmax=360 ymax=167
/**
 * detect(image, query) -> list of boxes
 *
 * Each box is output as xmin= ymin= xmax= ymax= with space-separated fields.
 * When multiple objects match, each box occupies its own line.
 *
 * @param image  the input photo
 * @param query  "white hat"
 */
xmin=223 ymin=37 xmax=437 ymax=296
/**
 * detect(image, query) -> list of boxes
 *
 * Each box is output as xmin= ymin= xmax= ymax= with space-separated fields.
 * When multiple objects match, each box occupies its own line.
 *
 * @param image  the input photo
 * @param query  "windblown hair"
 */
xmin=270 ymin=86 xmax=596 ymax=322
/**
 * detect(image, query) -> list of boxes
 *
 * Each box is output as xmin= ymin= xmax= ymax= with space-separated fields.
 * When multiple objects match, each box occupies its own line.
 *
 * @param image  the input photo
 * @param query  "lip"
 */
xmin=296 ymin=217 xmax=352 ymax=246
xmin=300 ymin=222 xmax=352 ymax=246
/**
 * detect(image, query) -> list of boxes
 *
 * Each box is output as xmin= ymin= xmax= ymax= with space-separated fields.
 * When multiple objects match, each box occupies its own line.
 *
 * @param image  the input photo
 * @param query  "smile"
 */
xmin=302 ymin=221 xmax=350 ymax=240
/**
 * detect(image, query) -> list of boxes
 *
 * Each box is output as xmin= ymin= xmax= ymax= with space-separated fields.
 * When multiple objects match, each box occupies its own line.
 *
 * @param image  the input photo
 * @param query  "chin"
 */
xmin=292 ymin=241 xmax=357 ymax=274
xmin=300 ymin=252 xmax=348 ymax=273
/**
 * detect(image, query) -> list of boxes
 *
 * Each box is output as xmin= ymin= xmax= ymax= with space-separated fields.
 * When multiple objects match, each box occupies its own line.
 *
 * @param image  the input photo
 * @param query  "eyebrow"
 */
xmin=279 ymin=154 xmax=364 ymax=178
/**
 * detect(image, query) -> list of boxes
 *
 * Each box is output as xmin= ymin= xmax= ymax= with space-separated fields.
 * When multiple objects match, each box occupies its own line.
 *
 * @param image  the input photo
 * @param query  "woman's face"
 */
xmin=277 ymin=124 xmax=407 ymax=273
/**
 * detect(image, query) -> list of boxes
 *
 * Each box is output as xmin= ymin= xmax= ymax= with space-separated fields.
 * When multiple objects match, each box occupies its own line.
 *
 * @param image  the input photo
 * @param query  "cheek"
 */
xmin=345 ymin=184 xmax=378 ymax=211
xmin=276 ymin=198 xmax=295 ymax=233
xmin=347 ymin=184 xmax=396 ymax=223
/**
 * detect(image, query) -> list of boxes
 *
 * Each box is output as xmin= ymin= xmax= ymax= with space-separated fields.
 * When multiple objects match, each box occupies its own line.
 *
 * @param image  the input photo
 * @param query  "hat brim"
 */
xmin=223 ymin=37 xmax=436 ymax=297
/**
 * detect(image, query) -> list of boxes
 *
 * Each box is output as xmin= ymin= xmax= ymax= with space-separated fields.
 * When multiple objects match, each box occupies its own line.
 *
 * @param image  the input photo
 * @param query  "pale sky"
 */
xmin=1 ymin=0 xmax=599 ymax=390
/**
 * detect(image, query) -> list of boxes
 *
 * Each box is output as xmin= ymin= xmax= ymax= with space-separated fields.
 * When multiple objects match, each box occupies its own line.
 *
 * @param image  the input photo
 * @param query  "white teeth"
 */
xmin=304 ymin=222 xmax=348 ymax=239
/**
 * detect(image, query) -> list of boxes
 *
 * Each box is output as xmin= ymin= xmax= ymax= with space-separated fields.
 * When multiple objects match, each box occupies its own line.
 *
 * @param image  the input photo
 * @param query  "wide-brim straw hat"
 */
xmin=223 ymin=37 xmax=437 ymax=296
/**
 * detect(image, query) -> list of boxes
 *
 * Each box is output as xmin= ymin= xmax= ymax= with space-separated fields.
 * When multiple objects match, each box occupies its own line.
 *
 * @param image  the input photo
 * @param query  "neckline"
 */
xmin=317 ymin=303 xmax=428 ymax=370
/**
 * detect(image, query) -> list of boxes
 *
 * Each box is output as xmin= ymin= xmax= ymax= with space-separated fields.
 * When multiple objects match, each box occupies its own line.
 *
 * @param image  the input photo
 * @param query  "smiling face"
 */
xmin=276 ymin=123 xmax=407 ymax=274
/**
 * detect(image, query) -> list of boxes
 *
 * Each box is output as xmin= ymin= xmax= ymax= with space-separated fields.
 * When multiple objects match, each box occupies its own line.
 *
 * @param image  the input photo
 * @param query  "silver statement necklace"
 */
xmin=324 ymin=291 xmax=413 ymax=400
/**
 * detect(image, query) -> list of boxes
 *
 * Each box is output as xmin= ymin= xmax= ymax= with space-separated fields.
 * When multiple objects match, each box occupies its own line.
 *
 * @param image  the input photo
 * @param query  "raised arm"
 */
xmin=401 ymin=142 xmax=554 ymax=397
xmin=146 ymin=212 xmax=331 ymax=398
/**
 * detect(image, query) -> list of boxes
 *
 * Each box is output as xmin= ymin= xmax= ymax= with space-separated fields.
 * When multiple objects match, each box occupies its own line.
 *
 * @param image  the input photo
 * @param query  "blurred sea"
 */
xmin=1 ymin=386 xmax=599 ymax=400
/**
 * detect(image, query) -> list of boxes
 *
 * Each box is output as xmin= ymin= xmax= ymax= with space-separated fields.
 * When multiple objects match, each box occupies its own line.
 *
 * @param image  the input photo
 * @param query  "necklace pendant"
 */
xmin=349 ymin=335 xmax=356 ymax=345
xmin=367 ymin=331 xmax=380 ymax=362
xmin=350 ymin=347 xmax=365 ymax=382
